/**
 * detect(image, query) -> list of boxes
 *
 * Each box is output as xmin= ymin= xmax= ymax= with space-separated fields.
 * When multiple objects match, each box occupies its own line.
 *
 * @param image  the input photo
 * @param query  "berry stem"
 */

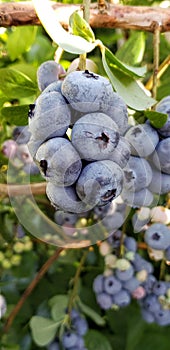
xmin=3 ymin=247 xmax=64 ymax=333
xmin=78 ymin=0 xmax=91 ymax=70
xmin=159 ymin=258 xmax=166 ymax=280
xmin=67 ymin=249 xmax=88 ymax=316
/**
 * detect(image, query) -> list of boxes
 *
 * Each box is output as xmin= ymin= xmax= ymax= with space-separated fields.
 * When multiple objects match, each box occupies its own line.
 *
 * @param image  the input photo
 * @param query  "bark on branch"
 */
xmin=0 ymin=1 xmax=170 ymax=32
xmin=0 ymin=182 xmax=46 ymax=197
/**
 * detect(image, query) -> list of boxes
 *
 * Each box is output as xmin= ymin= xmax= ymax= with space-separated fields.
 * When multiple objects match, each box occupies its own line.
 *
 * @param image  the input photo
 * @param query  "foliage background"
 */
xmin=0 ymin=0 xmax=170 ymax=349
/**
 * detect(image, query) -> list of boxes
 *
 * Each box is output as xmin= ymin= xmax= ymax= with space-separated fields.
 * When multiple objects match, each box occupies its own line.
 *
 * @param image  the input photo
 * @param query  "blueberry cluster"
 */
xmin=121 ymin=96 xmax=170 ymax=207
xmin=93 ymin=234 xmax=151 ymax=310
xmin=27 ymin=60 xmax=130 ymax=214
xmin=48 ymin=309 xmax=88 ymax=350
xmin=93 ymin=230 xmax=170 ymax=326
xmin=2 ymin=126 xmax=39 ymax=175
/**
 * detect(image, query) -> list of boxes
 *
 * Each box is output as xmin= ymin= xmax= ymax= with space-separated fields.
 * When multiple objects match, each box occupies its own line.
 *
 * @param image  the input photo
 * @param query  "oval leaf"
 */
xmin=144 ymin=110 xmax=168 ymax=128
xmin=69 ymin=11 xmax=95 ymax=43
xmin=49 ymin=295 xmax=68 ymax=322
xmin=0 ymin=68 xmax=37 ymax=99
xmin=30 ymin=316 xmax=59 ymax=346
xmin=105 ymin=47 xmax=146 ymax=78
xmin=85 ymin=330 xmax=112 ymax=350
xmin=32 ymin=0 xmax=96 ymax=54
xmin=116 ymin=32 xmax=145 ymax=65
xmin=77 ymin=300 xmax=105 ymax=326
xmin=101 ymin=47 xmax=156 ymax=110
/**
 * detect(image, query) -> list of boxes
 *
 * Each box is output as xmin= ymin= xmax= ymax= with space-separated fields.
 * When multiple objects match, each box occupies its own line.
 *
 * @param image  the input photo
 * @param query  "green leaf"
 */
xmin=1 ymin=105 xmax=29 ymax=125
xmin=30 ymin=316 xmax=59 ymax=346
xmin=85 ymin=330 xmax=112 ymax=350
xmin=7 ymin=26 xmax=37 ymax=61
xmin=69 ymin=11 xmax=95 ymax=43
xmin=116 ymin=32 xmax=145 ymax=65
xmin=105 ymin=47 xmax=146 ymax=78
xmin=77 ymin=299 xmax=105 ymax=326
xmin=33 ymin=0 xmax=96 ymax=54
xmin=101 ymin=47 xmax=156 ymax=110
xmin=0 ymin=69 xmax=37 ymax=99
xmin=49 ymin=295 xmax=68 ymax=322
xmin=144 ymin=110 xmax=168 ymax=128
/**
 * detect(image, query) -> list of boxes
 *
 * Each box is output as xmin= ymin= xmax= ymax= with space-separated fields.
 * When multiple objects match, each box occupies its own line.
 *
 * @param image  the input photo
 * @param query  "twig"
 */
xmin=0 ymin=182 xmax=46 ymax=197
xmin=1 ymin=2 xmax=170 ymax=32
xmin=152 ymin=22 xmax=160 ymax=101
xmin=3 ymin=247 xmax=64 ymax=333
xmin=145 ymin=54 xmax=170 ymax=91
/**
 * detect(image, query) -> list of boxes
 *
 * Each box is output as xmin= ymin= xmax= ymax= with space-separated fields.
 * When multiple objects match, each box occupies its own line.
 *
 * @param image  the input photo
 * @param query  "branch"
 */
xmin=0 ymin=182 xmax=46 ymax=197
xmin=0 ymin=2 xmax=170 ymax=32
xmin=3 ymin=247 xmax=64 ymax=333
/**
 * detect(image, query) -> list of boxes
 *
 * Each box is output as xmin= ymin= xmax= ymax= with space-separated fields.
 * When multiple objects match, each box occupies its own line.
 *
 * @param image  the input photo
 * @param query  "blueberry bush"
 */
xmin=1 ymin=0 xmax=170 ymax=349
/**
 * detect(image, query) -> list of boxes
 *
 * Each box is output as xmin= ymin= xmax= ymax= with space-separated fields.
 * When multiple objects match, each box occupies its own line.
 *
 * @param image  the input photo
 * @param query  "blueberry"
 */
xmin=46 ymin=183 xmax=91 ymax=213
xmin=62 ymin=331 xmax=79 ymax=348
xmin=102 ymin=212 xmax=124 ymax=233
xmin=133 ymin=253 xmax=153 ymax=273
xmin=155 ymin=309 xmax=170 ymax=326
xmin=151 ymin=138 xmax=170 ymax=175
xmin=28 ymin=91 xmax=71 ymax=141
xmin=73 ymin=317 xmax=88 ymax=336
xmin=54 ymin=211 xmax=78 ymax=226
xmin=16 ymin=144 xmax=33 ymax=164
xmin=142 ymin=274 xmax=156 ymax=294
xmin=96 ymin=292 xmax=113 ymax=310
xmin=2 ymin=139 xmax=18 ymax=158
xmin=148 ymin=164 xmax=170 ymax=195
xmin=47 ymin=341 xmax=60 ymax=350
xmin=37 ymin=60 xmax=66 ymax=91
xmin=76 ymin=160 xmax=124 ymax=207
xmin=141 ymin=309 xmax=155 ymax=324
xmin=100 ymin=91 xmax=128 ymax=135
xmin=121 ymin=188 xmax=153 ymax=208
xmin=124 ymin=236 xmax=137 ymax=252
xmin=144 ymin=223 xmax=170 ymax=250
xmin=123 ymin=277 xmax=140 ymax=292
xmin=108 ymin=136 xmax=131 ymax=168
xmin=104 ymin=275 xmax=122 ymax=295
xmin=12 ymin=125 xmax=31 ymax=144
xmin=93 ymin=274 xmax=104 ymax=294
xmin=123 ymin=156 xmax=153 ymax=192
xmin=153 ymin=281 xmax=167 ymax=296
xmin=35 ymin=137 xmax=82 ymax=186
xmin=71 ymin=112 xmax=120 ymax=161
xmin=115 ymin=265 xmax=134 ymax=282
xmin=61 ymin=70 xmax=114 ymax=114
xmin=113 ymin=289 xmax=131 ymax=307
xmin=143 ymin=294 xmax=160 ymax=313
xmin=42 ymin=80 xmax=62 ymax=95
xmin=125 ymin=123 xmax=159 ymax=157
xmin=155 ymin=95 xmax=170 ymax=137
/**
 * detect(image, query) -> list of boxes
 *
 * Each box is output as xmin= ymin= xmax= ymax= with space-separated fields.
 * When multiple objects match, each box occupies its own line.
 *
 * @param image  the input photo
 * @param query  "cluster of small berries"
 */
xmin=0 ymin=231 xmax=33 ymax=270
xmin=48 ymin=309 xmax=88 ymax=350
xmin=121 ymin=96 xmax=170 ymax=207
xmin=27 ymin=60 xmax=130 ymax=214
xmin=93 ymin=232 xmax=170 ymax=326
